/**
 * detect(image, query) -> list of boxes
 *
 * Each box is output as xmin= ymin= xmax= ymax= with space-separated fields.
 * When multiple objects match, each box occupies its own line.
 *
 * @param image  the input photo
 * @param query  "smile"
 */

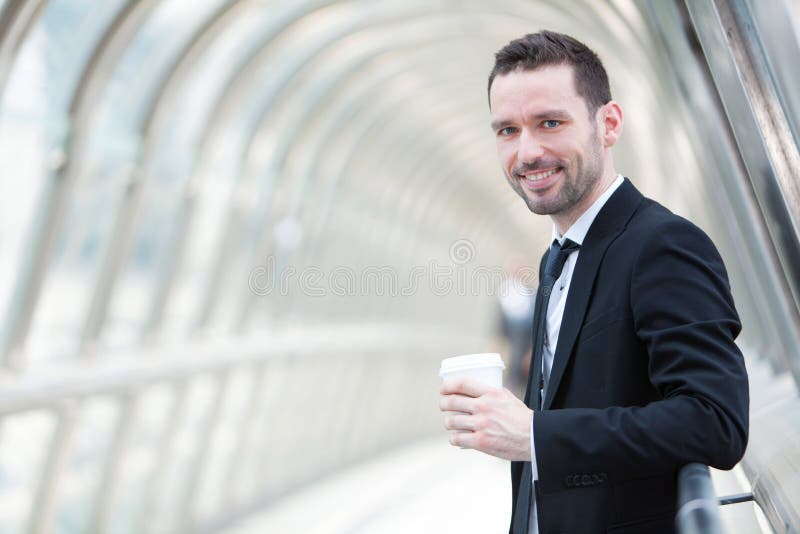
xmin=521 ymin=168 xmax=559 ymax=181
xmin=518 ymin=168 xmax=561 ymax=189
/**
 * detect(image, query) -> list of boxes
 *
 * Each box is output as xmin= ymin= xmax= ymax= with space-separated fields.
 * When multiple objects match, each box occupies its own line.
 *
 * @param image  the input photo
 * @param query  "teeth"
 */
xmin=523 ymin=168 xmax=558 ymax=181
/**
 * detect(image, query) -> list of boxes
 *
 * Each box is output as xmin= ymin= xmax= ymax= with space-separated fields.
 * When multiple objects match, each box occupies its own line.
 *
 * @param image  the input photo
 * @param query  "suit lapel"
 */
xmin=542 ymin=179 xmax=644 ymax=410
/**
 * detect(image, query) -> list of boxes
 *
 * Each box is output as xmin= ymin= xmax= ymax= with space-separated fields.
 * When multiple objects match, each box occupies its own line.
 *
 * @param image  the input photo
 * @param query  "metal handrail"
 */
xmin=677 ymin=463 xmax=724 ymax=534
xmin=0 ymin=324 xmax=478 ymax=534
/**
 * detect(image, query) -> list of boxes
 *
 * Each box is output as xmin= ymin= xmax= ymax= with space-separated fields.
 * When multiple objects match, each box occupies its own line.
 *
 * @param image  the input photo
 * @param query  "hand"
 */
xmin=439 ymin=378 xmax=533 ymax=461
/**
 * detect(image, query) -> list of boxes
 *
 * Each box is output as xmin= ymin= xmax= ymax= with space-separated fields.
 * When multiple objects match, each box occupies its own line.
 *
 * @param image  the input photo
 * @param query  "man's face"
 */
xmin=489 ymin=65 xmax=605 ymax=218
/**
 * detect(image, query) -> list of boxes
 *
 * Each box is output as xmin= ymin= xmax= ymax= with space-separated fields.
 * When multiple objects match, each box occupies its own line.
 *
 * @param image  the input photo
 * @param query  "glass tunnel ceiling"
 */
xmin=2 ymin=0 xmax=684 ymax=220
xmin=0 ymin=0 xmax=734 ymax=360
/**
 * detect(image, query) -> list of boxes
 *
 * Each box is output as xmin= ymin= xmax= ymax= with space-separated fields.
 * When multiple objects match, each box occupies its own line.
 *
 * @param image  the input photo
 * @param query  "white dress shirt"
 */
xmin=528 ymin=175 xmax=623 ymax=533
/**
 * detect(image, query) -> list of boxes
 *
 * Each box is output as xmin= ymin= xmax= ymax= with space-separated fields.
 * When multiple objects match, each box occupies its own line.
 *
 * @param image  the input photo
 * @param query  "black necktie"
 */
xmin=513 ymin=238 xmax=580 ymax=534
xmin=527 ymin=238 xmax=580 ymax=407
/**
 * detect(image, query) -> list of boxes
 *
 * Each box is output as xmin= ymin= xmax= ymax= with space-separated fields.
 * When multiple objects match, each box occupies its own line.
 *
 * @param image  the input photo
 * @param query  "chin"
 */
xmin=525 ymin=195 xmax=568 ymax=216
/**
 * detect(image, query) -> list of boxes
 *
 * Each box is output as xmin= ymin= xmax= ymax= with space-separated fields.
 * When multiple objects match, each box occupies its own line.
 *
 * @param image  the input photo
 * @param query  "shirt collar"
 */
xmin=552 ymin=174 xmax=624 ymax=246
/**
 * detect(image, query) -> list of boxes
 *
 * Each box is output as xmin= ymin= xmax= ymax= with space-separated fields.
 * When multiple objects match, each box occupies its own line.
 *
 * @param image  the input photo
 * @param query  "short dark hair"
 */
xmin=487 ymin=30 xmax=612 ymax=112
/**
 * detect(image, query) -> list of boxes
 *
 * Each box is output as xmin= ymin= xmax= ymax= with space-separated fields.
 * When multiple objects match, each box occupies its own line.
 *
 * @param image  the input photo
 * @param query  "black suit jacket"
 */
xmin=510 ymin=179 xmax=749 ymax=534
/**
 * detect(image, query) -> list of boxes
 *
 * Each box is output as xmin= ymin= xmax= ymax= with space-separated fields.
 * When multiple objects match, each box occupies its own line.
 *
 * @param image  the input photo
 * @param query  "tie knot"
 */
xmin=541 ymin=238 xmax=580 ymax=294
xmin=554 ymin=238 xmax=580 ymax=254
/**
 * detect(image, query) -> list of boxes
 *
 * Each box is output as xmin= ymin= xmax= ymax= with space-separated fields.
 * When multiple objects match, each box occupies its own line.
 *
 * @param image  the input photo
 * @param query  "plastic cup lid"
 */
xmin=439 ymin=353 xmax=505 ymax=376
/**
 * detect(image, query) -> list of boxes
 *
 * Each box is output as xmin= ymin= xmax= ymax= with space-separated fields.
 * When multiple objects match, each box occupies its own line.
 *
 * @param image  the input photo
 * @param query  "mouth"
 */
xmin=517 ymin=167 xmax=561 ymax=191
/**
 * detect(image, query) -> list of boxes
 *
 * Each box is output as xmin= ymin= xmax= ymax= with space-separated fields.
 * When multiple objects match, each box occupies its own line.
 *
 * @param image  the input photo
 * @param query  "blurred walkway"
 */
xmin=221 ymin=437 xmax=509 ymax=534
xmin=220 ymin=435 xmax=768 ymax=534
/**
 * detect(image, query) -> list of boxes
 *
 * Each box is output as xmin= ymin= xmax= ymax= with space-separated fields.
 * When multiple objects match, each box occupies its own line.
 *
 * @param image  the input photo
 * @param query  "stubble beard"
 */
xmin=520 ymin=133 xmax=604 ymax=218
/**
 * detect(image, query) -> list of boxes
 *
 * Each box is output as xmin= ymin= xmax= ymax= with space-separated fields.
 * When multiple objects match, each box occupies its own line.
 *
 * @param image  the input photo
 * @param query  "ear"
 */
xmin=598 ymin=101 xmax=623 ymax=148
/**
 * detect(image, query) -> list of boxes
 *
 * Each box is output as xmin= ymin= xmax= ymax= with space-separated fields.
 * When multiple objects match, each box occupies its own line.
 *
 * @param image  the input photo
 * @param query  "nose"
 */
xmin=518 ymin=129 xmax=545 ymax=164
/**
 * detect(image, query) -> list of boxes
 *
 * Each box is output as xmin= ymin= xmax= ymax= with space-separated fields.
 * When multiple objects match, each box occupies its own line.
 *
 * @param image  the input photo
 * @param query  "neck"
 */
xmin=552 ymin=167 xmax=617 ymax=236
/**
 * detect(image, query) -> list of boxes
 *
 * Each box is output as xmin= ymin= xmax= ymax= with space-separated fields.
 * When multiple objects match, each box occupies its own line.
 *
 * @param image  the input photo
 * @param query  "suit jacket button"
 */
xmin=581 ymin=474 xmax=592 ymax=486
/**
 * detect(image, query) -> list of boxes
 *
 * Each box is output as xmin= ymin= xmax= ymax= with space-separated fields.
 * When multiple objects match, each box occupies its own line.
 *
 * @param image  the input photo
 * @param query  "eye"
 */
xmin=498 ymin=126 xmax=517 ymax=137
xmin=543 ymin=120 xmax=561 ymax=129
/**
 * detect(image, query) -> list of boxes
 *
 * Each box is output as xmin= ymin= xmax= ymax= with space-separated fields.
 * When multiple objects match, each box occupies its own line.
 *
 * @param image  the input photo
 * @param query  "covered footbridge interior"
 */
xmin=0 ymin=0 xmax=799 ymax=532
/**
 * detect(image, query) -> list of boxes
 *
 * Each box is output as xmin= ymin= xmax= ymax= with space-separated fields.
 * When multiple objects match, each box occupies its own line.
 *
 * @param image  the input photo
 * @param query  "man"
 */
xmin=439 ymin=31 xmax=749 ymax=533
xmin=495 ymin=264 xmax=536 ymax=396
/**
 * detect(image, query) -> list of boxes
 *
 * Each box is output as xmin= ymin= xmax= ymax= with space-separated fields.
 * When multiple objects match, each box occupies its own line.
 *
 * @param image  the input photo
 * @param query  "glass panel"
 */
xmin=228 ymin=363 xmax=283 ymax=504
xmin=160 ymin=5 xmax=284 ymax=341
xmin=0 ymin=410 xmax=56 ymax=533
xmin=0 ymin=28 xmax=53 ymax=355
xmin=25 ymin=153 xmax=135 ymax=366
xmin=2 ymin=0 xmax=130 ymax=366
xmin=93 ymin=0 xmax=229 ymax=352
xmin=192 ymin=368 xmax=252 ymax=522
xmin=92 ymin=0 xmax=230 ymax=139
xmin=211 ymin=187 xmax=265 ymax=331
xmin=52 ymin=397 xmax=119 ymax=534
xmin=105 ymin=384 xmax=174 ymax=534
xmin=39 ymin=0 xmax=128 ymax=112
xmin=149 ymin=375 xmax=216 ymax=534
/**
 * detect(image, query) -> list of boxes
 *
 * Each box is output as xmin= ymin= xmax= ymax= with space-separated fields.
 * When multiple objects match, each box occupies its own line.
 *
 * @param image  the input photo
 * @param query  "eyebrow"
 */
xmin=490 ymin=119 xmax=513 ymax=131
xmin=490 ymin=109 xmax=573 ymax=131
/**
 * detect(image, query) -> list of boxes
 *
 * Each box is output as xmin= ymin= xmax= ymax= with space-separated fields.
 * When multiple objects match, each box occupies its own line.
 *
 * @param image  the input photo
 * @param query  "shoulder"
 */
xmin=621 ymin=198 xmax=733 ymax=304
xmin=624 ymin=197 xmax=720 ymax=259
xmin=630 ymin=197 xmax=706 ymax=237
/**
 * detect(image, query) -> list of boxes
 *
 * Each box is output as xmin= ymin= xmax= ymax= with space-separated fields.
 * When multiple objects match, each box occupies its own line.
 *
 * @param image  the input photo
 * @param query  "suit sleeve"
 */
xmin=532 ymin=218 xmax=749 ymax=490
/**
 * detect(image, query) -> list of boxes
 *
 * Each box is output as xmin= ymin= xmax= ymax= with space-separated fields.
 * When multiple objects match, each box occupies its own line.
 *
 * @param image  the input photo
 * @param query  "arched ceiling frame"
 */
xmin=76 ymin=0 xmax=242 ymax=352
xmin=95 ymin=0 xmax=338 ymax=344
xmin=230 ymin=8 xmax=668 ymax=326
xmin=188 ymin=11 xmax=516 ymax=330
xmin=343 ymin=124 xmax=515 ymax=301
xmin=280 ymin=52 xmax=493 ymax=269
xmin=340 ymin=110 xmax=493 ymax=245
xmin=0 ymin=0 xmax=690 ymax=360
xmin=135 ymin=0 xmax=471 ymax=338
xmin=258 ymin=93 xmax=506 ymax=326
xmin=139 ymin=0 xmax=671 ymax=334
xmin=304 ymin=148 xmax=506 ymax=326
xmin=195 ymin=0 xmax=453 ymax=174
xmin=140 ymin=0 xmax=342 ymax=166
xmin=0 ymin=0 xmax=46 ymax=95
xmin=289 ymin=74 xmax=508 ymax=247
xmin=177 ymin=6 xmax=500 ymax=336
xmin=278 ymin=97 xmax=522 ymax=324
xmin=315 ymin=110 xmax=482 ymax=259
xmin=238 ymin=80 xmax=484 ymax=322
xmin=241 ymin=1 xmax=660 ymax=197
xmin=245 ymin=28 xmax=483 ymax=214
xmin=238 ymin=2 xmax=668 ymax=245
xmin=238 ymin=79 xmax=489 ymax=328
xmin=245 ymin=47 xmax=495 ymax=254
xmin=106 ymin=0 xmax=338 ymax=343
xmin=278 ymin=0 xmax=672 ymax=322
xmin=196 ymin=0 xmax=660 ymax=205
xmin=0 ymin=0 xmax=161 ymax=365
xmin=200 ymin=38 xmax=490 ymax=330
xmin=272 ymin=75 xmax=520 ymax=276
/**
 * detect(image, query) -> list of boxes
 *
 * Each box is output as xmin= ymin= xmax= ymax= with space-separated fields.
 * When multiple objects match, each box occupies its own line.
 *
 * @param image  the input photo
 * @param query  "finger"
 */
xmin=449 ymin=430 xmax=478 ymax=450
xmin=440 ymin=378 xmax=494 ymax=398
xmin=444 ymin=413 xmax=477 ymax=432
xmin=439 ymin=394 xmax=476 ymax=414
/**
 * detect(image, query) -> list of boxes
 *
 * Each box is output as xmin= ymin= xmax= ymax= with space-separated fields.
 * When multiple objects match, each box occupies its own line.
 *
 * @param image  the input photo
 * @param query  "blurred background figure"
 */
xmin=495 ymin=261 xmax=535 ymax=397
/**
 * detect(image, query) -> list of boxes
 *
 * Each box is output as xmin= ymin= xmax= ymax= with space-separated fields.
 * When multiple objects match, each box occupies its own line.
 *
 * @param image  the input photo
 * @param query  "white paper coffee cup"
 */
xmin=439 ymin=353 xmax=505 ymax=389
